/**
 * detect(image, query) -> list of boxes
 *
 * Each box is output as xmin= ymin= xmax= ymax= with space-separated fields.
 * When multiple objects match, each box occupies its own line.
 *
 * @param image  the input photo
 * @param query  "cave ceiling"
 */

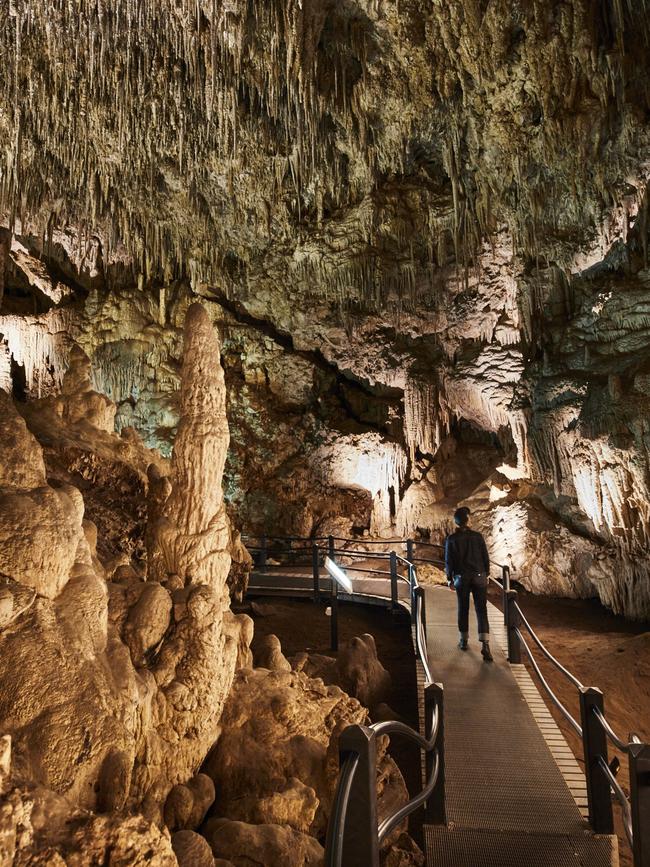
xmin=1 ymin=0 xmax=649 ymax=319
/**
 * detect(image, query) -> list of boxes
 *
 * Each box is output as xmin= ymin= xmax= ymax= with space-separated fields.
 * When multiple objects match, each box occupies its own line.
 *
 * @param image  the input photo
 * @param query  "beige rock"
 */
xmin=123 ymin=582 xmax=173 ymax=664
xmin=254 ymin=633 xmax=292 ymax=672
xmin=164 ymin=773 xmax=215 ymax=832
xmin=337 ymin=634 xmax=391 ymax=709
xmin=251 ymin=778 xmax=319 ymax=833
xmin=0 ymin=371 xmax=247 ymax=815
xmin=226 ymin=529 xmax=252 ymax=602
xmin=153 ymin=303 xmax=232 ymax=592
xmin=172 ymin=830 xmax=216 ymax=867
xmin=0 ymin=483 xmax=86 ymax=599
xmin=54 ymin=346 xmax=116 ymax=433
xmin=0 ymin=392 xmax=47 ymax=489
xmin=205 ymin=661 xmax=366 ymax=834
xmin=205 ymin=819 xmax=323 ymax=867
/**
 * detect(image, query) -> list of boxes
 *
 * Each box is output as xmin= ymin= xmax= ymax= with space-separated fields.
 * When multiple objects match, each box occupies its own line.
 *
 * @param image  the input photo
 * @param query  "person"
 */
xmin=444 ymin=506 xmax=493 ymax=662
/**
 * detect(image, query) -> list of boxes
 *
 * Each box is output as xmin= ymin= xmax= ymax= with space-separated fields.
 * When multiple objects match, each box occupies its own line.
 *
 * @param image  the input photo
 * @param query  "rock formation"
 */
xmin=0 ymin=1 xmax=650 ymax=860
xmin=0 ymin=307 xmax=252 ymax=850
xmin=148 ymin=303 xmax=233 ymax=593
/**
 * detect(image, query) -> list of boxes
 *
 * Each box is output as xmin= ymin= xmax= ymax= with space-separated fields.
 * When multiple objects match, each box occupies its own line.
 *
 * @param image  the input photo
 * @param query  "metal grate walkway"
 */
xmin=422 ymin=586 xmax=617 ymax=866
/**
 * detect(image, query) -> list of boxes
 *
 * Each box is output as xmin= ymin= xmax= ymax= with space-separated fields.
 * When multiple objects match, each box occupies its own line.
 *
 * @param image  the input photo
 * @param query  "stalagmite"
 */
xmin=149 ymin=302 xmax=232 ymax=593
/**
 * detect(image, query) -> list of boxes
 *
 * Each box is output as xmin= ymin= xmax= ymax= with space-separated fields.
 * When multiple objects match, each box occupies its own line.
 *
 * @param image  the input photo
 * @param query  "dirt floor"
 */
xmin=238 ymin=589 xmax=649 ymax=866
xmin=487 ymin=584 xmax=650 ymax=867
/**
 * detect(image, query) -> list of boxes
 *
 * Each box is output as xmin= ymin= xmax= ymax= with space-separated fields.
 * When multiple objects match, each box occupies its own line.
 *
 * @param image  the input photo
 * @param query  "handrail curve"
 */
xmin=378 ymin=751 xmax=440 ymax=843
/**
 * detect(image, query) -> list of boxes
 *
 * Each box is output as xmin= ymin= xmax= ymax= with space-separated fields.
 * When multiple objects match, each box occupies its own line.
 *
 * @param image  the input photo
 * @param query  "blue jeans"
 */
xmin=454 ymin=572 xmax=490 ymax=641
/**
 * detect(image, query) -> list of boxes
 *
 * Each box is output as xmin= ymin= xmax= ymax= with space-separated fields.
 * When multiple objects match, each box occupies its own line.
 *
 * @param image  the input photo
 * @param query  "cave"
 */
xmin=0 ymin=2 xmax=649 ymax=866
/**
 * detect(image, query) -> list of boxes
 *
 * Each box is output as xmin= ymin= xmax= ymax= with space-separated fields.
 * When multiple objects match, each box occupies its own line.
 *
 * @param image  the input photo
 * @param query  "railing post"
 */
xmin=424 ymin=683 xmax=446 ymax=826
xmin=502 ymin=565 xmax=509 ymax=624
xmin=629 ymin=742 xmax=650 ymax=867
xmin=390 ymin=551 xmax=398 ymax=611
xmin=579 ymin=688 xmax=614 ymax=835
xmin=328 ymin=535 xmax=335 ymax=560
xmin=331 ymin=578 xmax=339 ymax=652
xmin=410 ymin=569 xmax=417 ymax=630
xmin=326 ymin=725 xmax=379 ymax=867
xmin=506 ymin=590 xmax=521 ymax=664
xmin=406 ymin=538 xmax=414 ymax=564
xmin=259 ymin=535 xmax=267 ymax=569
xmin=312 ymin=544 xmax=320 ymax=602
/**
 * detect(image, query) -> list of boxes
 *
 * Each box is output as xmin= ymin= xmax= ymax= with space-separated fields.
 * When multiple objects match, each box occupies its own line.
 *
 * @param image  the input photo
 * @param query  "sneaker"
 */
xmin=481 ymin=642 xmax=493 ymax=662
xmin=458 ymin=638 xmax=468 ymax=651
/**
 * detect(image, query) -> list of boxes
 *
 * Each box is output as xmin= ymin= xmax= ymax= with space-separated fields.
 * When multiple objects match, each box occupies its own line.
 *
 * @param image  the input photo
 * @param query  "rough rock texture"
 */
xmin=148 ymin=303 xmax=233 ymax=592
xmin=204 ymin=819 xmax=323 ymax=867
xmin=292 ymin=634 xmax=391 ymax=711
xmin=0 ymin=304 xmax=251 ymax=829
xmin=2 ymin=3 xmax=650 ymax=624
xmin=171 ymin=830 xmax=216 ymax=867
xmin=204 ymin=665 xmax=367 ymax=836
xmin=0 ymin=736 xmax=178 ymax=867
xmin=203 ymin=635 xmax=416 ymax=864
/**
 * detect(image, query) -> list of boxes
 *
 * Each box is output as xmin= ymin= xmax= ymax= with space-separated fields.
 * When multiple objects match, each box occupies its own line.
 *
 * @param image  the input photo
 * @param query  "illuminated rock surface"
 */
xmin=1 ymin=2 xmax=649 ymax=613
xmin=0 ymin=1 xmax=650 ymax=864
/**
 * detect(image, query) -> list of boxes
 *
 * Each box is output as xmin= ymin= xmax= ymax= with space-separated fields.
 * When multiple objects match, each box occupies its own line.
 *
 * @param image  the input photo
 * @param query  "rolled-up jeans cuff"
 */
xmin=479 ymin=632 xmax=490 ymax=642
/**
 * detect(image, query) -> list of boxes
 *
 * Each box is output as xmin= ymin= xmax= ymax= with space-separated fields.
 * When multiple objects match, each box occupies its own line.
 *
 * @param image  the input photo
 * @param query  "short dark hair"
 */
xmin=454 ymin=507 xmax=470 ymax=527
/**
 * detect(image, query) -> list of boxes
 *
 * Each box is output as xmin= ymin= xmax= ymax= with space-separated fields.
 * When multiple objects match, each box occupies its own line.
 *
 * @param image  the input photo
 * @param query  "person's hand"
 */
xmin=447 ymin=580 xmax=455 ymax=592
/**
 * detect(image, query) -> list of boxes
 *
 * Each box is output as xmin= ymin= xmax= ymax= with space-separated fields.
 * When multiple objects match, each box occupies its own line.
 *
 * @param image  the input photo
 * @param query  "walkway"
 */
xmin=422 ymin=586 xmax=617 ymax=866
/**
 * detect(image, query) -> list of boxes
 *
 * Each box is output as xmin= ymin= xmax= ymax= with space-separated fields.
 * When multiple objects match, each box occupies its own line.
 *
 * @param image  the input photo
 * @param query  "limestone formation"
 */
xmin=0 ymin=350 xmax=250 ymax=833
xmin=291 ymin=635 xmax=391 ymax=712
xmin=164 ymin=774 xmax=216 ymax=832
xmin=204 ymin=664 xmax=367 ymax=835
xmin=336 ymin=634 xmax=392 ymax=710
xmin=171 ymin=830 xmax=216 ymax=867
xmin=0 ymin=737 xmax=178 ymax=866
xmin=0 ymin=2 xmax=650 ymax=862
xmin=204 ymin=819 xmax=324 ymax=867
xmin=149 ymin=303 xmax=232 ymax=593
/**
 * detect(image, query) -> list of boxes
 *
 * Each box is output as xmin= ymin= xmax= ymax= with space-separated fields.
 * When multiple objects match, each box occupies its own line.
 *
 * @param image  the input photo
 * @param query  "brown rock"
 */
xmin=172 ymin=830 xmax=216 ymax=867
xmin=254 ymin=634 xmax=292 ymax=672
xmin=337 ymin=634 xmax=391 ymax=709
xmin=205 ymin=819 xmax=323 ymax=867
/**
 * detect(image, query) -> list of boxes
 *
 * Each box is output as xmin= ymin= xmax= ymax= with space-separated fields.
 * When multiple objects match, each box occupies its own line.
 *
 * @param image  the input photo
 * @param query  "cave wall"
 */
xmin=1 ymin=1 xmax=650 ymax=617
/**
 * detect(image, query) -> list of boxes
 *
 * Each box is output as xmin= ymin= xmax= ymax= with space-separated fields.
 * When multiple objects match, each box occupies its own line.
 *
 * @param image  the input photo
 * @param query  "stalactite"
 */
xmin=403 ymin=378 xmax=449 ymax=462
xmin=0 ymin=309 xmax=73 ymax=396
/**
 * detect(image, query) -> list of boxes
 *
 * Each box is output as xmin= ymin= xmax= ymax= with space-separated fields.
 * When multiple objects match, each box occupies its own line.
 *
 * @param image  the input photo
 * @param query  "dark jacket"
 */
xmin=445 ymin=528 xmax=490 ymax=580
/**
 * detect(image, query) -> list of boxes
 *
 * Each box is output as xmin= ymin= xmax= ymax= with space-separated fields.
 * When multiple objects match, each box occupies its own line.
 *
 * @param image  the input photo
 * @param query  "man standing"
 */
xmin=444 ymin=506 xmax=493 ymax=662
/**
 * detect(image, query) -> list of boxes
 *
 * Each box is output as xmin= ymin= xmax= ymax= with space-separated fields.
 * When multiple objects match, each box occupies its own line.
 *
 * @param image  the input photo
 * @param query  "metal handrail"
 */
xmin=330 ymin=536 xmax=406 ymax=545
xmin=515 ymin=628 xmax=583 ymax=737
xmin=378 ymin=751 xmax=440 ymax=843
xmin=514 ymin=602 xmax=585 ymax=691
xmin=326 ymin=752 xmax=360 ymax=867
xmin=592 ymin=706 xmax=631 ymax=752
xmin=412 ymin=540 xmax=444 ymax=550
xmin=373 ymin=711 xmax=440 ymax=748
xmin=415 ymin=589 xmax=434 ymax=684
xmin=598 ymin=755 xmax=634 ymax=846
xmin=326 ymin=681 xmax=442 ymax=867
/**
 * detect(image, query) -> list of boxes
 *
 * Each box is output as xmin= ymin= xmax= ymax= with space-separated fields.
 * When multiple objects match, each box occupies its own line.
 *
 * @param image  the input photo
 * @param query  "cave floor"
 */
xmin=423 ymin=587 xmax=616 ymax=866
